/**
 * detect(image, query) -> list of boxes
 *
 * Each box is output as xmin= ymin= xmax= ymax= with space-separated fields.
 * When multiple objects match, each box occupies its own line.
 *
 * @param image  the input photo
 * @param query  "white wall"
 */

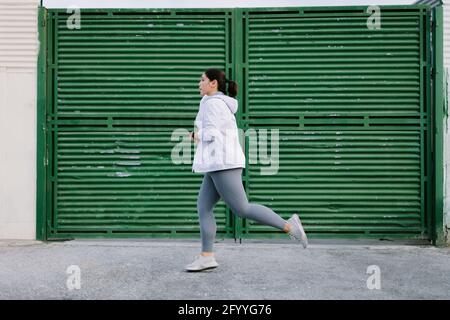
xmin=0 ymin=0 xmax=39 ymax=239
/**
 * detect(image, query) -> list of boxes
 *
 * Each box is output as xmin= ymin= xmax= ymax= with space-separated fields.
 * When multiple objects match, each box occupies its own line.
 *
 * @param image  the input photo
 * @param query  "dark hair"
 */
xmin=204 ymin=68 xmax=238 ymax=98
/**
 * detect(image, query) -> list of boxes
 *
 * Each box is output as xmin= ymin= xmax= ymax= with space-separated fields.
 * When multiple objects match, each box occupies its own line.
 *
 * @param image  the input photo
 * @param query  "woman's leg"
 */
xmin=208 ymin=168 xmax=287 ymax=231
xmin=197 ymin=173 xmax=221 ymax=254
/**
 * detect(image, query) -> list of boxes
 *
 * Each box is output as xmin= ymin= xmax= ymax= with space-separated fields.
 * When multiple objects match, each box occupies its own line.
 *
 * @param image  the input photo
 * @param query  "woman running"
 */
xmin=185 ymin=68 xmax=308 ymax=272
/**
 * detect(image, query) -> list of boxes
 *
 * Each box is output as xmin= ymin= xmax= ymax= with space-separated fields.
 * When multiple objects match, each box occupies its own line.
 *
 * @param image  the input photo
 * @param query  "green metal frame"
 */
xmin=37 ymin=6 xmax=47 ymax=241
xmin=233 ymin=9 xmax=244 ymax=241
xmin=36 ymin=5 xmax=445 ymax=243
xmin=432 ymin=6 xmax=446 ymax=246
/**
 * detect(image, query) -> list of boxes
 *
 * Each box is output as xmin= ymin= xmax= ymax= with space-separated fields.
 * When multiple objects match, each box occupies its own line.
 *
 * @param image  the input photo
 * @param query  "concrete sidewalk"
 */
xmin=0 ymin=239 xmax=449 ymax=300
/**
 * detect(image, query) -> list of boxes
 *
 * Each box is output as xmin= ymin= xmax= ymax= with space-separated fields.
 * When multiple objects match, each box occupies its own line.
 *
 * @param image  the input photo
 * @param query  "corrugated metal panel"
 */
xmin=0 ymin=0 xmax=39 ymax=72
xmin=247 ymin=131 xmax=422 ymax=235
xmin=242 ymin=7 xmax=429 ymax=238
xmin=55 ymin=132 xmax=230 ymax=234
xmin=47 ymin=10 xmax=234 ymax=237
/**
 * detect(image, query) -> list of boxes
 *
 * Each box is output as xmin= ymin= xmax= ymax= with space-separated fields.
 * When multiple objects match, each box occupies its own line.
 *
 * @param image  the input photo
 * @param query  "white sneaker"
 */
xmin=185 ymin=255 xmax=219 ymax=272
xmin=287 ymin=213 xmax=308 ymax=249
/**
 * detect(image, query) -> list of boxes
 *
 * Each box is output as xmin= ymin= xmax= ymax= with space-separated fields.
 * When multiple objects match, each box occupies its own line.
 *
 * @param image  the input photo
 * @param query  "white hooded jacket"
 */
xmin=192 ymin=91 xmax=246 ymax=173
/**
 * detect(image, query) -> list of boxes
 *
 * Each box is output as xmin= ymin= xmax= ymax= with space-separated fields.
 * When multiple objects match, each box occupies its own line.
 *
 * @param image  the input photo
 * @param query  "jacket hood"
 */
xmin=202 ymin=91 xmax=238 ymax=114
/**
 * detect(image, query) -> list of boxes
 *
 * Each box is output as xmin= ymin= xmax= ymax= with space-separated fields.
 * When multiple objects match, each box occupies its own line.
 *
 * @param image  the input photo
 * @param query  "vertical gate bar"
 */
xmin=419 ymin=11 xmax=425 ymax=236
xmin=46 ymin=13 xmax=56 ymax=235
xmin=37 ymin=6 xmax=48 ymax=241
xmin=243 ymin=10 xmax=250 ymax=238
xmin=54 ymin=14 xmax=59 ymax=231
xmin=426 ymin=9 xmax=433 ymax=239
xmin=233 ymin=8 xmax=244 ymax=240
xmin=225 ymin=11 xmax=232 ymax=237
xmin=432 ymin=5 xmax=445 ymax=245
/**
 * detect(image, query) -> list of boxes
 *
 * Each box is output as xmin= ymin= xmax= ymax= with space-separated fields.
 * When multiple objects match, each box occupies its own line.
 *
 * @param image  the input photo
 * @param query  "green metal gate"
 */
xmin=239 ymin=6 xmax=433 ymax=240
xmin=39 ymin=8 xmax=237 ymax=239
xmin=37 ymin=5 xmax=434 ymax=241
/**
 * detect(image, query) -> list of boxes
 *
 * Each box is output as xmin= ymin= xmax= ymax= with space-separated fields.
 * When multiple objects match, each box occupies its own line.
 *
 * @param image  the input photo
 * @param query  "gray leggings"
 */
xmin=197 ymin=167 xmax=287 ymax=252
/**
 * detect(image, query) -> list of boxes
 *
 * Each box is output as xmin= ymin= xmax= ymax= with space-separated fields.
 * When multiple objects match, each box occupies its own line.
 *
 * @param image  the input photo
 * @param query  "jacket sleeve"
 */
xmin=197 ymin=100 xmax=226 ymax=142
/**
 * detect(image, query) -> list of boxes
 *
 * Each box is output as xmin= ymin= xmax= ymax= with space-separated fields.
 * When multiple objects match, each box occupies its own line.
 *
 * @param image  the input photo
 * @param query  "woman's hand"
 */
xmin=188 ymin=131 xmax=200 ymax=144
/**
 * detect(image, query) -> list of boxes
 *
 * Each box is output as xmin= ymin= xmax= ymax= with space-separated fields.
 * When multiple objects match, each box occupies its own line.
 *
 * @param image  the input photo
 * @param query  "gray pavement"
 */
xmin=0 ymin=238 xmax=449 ymax=300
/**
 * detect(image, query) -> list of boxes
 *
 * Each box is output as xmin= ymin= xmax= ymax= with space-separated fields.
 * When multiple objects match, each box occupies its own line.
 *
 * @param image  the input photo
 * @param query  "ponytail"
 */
xmin=204 ymin=68 xmax=238 ymax=98
xmin=225 ymin=79 xmax=238 ymax=98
